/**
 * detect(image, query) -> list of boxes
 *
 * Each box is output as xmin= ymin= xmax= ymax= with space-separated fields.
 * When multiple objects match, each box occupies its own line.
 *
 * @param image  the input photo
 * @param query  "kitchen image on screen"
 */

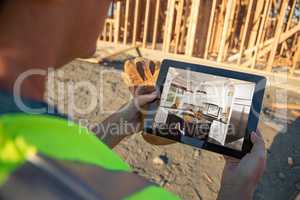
xmin=154 ymin=67 xmax=255 ymax=150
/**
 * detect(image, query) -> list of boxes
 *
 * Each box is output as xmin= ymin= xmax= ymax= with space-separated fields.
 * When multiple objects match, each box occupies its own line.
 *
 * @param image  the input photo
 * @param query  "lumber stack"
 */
xmin=99 ymin=0 xmax=300 ymax=79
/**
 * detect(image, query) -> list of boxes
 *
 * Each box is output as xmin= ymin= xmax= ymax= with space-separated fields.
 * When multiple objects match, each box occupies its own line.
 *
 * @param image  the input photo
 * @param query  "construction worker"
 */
xmin=0 ymin=1 xmax=266 ymax=199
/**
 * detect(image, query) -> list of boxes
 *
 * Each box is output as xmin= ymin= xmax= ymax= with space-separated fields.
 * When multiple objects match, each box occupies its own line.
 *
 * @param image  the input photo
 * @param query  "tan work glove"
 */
xmin=123 ymin=57 xmax=175 ymax=145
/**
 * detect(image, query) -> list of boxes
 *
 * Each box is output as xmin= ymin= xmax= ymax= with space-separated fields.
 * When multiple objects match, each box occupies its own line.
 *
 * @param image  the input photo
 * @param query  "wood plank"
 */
xmin=291 ymin=36 xmax=300 ymax=76
xmin=280 ymin=0 xmax=297 ymax=54
xmin=238 ymin=0 xmax=254 ymax=65
xmin=123 ymin=0 xmax=130 ymax=44
xmin=109 ymin=20 xmax=113 ymax=42
xmin=162 ymin=0 xmax=172 ymax=51
xmin=174 ymin=0 xmax=184 ymax=53
xmin=217 ymin=0 xmax=235 ymax=62
xmin=248 ymin=0 xmax=264 ymax=49
xmin=132 ymin=0 xmax=140 ymax=45
xmin=251 ymin=0 xmax=271 ymax=69
xmin=185 ymin=0 xmax=201 ymax=56
xmin=223 ymin=0 xmax=237 ymax=59
xmin=163 ymin=0 xmax=176 ymax=52
xmin=152 ymin=0 xmax=161 ymax=49
xmin=103 ymin=20 xmax=107 ymax=41
xmin=143 ymin=0 xmax=151 ymax=48
xmin=266 ymin=0 xmax=289 ymax=71
xmin=285 ymin=0 xmax=296 ymax=32
xmin=179 ymin=0 xmax=190 ymax=53
xmin=204 ymin=0 xmax=217 ymax=59
xmin=114 ymin=2 xmax=121 ymax=43
xmin=213 ymin=0 xmax=227 ymax=54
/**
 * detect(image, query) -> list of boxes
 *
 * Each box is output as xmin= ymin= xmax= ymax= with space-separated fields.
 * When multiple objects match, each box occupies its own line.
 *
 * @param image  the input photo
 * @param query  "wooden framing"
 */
xmin=223 ymin=0 xmax=237 ymax=59
xmin=114 ymin=1 xmax=121 ymax=44
xmin=185 ymin=0 xmax=201 ymax=56
xmin=179 ymin=0 xmax=190 ymax=53
xmin=204 ymin=0 xmax=217 ymax=59
xmin=152 ymin=0 xmax=161 ymax=49
xmin=251 ymin=0 xmax=271 ymax=69
xmin=280 ymin=0 xmax=297 ymax=55
xmin=238 ymin=0 xmax=254 ymax=65
xmin=266 ymin=0 xmax=290 ymax=71
xmin=132 ymin=0 xmax=140 ymax=45
xmin=99 ymin=0 xmax=300 ymax=80
xmin=142 ymin=0 xmax=151 ymax=48
xmin=123 ymin=0 xmax=130 ymax=44
xmin=248 ymin=0 xmax=265 ymax=49
xmin=109 ymin=20 xmax=113 ymax=42
xmin=174 ymin=0 xmax=184 ymax=53
xmin=217 ymin=0 xmax=235 ymax=62
xmin=291 ymin=36 xmax=300 ymax=76
xmin=163 ymin=0 xmax=176 ymax=52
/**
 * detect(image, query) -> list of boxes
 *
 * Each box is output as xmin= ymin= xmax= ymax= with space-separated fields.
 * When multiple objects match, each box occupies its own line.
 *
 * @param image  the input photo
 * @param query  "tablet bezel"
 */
xmin=144 ymin=59 xmax=266 ymax=159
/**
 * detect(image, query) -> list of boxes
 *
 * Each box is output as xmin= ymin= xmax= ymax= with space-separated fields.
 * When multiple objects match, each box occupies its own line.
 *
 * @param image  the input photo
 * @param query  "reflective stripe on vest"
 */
xmin=0 ymin=114 xmax=180 ymax=200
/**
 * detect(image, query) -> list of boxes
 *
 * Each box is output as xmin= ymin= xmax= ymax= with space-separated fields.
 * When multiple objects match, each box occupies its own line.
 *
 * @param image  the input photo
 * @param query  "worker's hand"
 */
xmin=123 ymin=58 xmax=175 ymax=145
xmin=217 ymin=130 xmax=266 ymax=200
xmin=123 ymin=57 xmax=160 ymax=92
xmin=123 ymin=57 xmax=160 ymax=111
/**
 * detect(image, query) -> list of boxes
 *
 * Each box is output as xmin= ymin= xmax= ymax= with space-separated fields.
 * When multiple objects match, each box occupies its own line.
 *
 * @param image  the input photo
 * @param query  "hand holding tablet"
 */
xmin=144 ymin=59 xmax=266 ymax=159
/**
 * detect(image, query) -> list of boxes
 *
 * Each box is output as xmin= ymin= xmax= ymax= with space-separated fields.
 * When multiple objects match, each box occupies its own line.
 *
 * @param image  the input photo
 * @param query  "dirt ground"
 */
xmin=47 ymin=60 xmax=300 ymax=200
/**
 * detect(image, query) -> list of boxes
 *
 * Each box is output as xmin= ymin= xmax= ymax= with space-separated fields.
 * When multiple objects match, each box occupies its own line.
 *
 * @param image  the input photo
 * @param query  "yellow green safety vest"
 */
xmin=0 ymin=114 xmax=180 ymax=200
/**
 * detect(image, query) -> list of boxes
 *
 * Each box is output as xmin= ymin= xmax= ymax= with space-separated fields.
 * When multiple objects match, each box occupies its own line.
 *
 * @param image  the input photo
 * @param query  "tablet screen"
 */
xmin=153 ymin=67 xmax=256 ymax=151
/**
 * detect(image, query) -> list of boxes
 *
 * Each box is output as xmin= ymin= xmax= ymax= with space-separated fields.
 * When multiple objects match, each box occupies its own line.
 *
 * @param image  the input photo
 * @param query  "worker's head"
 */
xmin=0 ymin=0 xmax=114 ymax=66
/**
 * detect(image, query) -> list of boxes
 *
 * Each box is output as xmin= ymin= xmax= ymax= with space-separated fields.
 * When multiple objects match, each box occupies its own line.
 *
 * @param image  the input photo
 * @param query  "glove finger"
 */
xmin=124 ymin=59 xmax=144 ymax=86
xmin=149 ymin=60 xmax=156 ymax=75
xmin=135 ymin=60 xmax=146 ymax=81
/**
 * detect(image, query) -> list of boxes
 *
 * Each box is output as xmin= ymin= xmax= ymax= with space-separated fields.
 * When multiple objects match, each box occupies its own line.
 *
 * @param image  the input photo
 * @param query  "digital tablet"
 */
xmin=145 ymin=59 xmax=266 ymax=159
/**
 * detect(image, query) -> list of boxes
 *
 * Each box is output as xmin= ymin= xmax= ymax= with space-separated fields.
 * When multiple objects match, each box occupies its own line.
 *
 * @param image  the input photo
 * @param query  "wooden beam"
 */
xmin=185 ymin=0 xmax=201 ymax=56
xmin=123 ymin=0 xmax=130 ymax=44
xmin=280 ymin=0 xmax=297 ymax=54
xmin=152 ymin=0 xmax=161 ymax=49
xmin=266 ymin=0 xmax=289 ymax=71
xmin=163 ymin=0 xmax=176 ymax=52
xmin=285 ymin=0 xmax=296 ymax=31
xmin=109 ymin=20 xmax=113 ymax=42
xmin=103 ymin=20 xmax=107 ymax=41
xmin=248 ymin=0 xmax=264 ymax=49
xmin=291 ymin=36 xmax=300 ymax=76
xmin=251 ymin=0 xmax=271 ymax=69
xmin=204 ymin=0 xmax=217 ymax=59
xmin=114 ymin=1 xmax=121 ymax=43
xmin=217 ymin=0 xmax=235 ymax=62
xmin=132 ymin=0 xmax=140 ymax=45
xmin=174 ymin=0 xmax=184 ymax=53
xmin=238 ymin=0 xmax=254 ymax=65
xmin=223 ymin=0 xmax=237 ymax=59
xmin=212 ymin=0 xmax=227 ymax=54
xmin=179 ymin=0 xmax=190 ymax=53
xmin=143 ymin=0 xmax=151 ymax=48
